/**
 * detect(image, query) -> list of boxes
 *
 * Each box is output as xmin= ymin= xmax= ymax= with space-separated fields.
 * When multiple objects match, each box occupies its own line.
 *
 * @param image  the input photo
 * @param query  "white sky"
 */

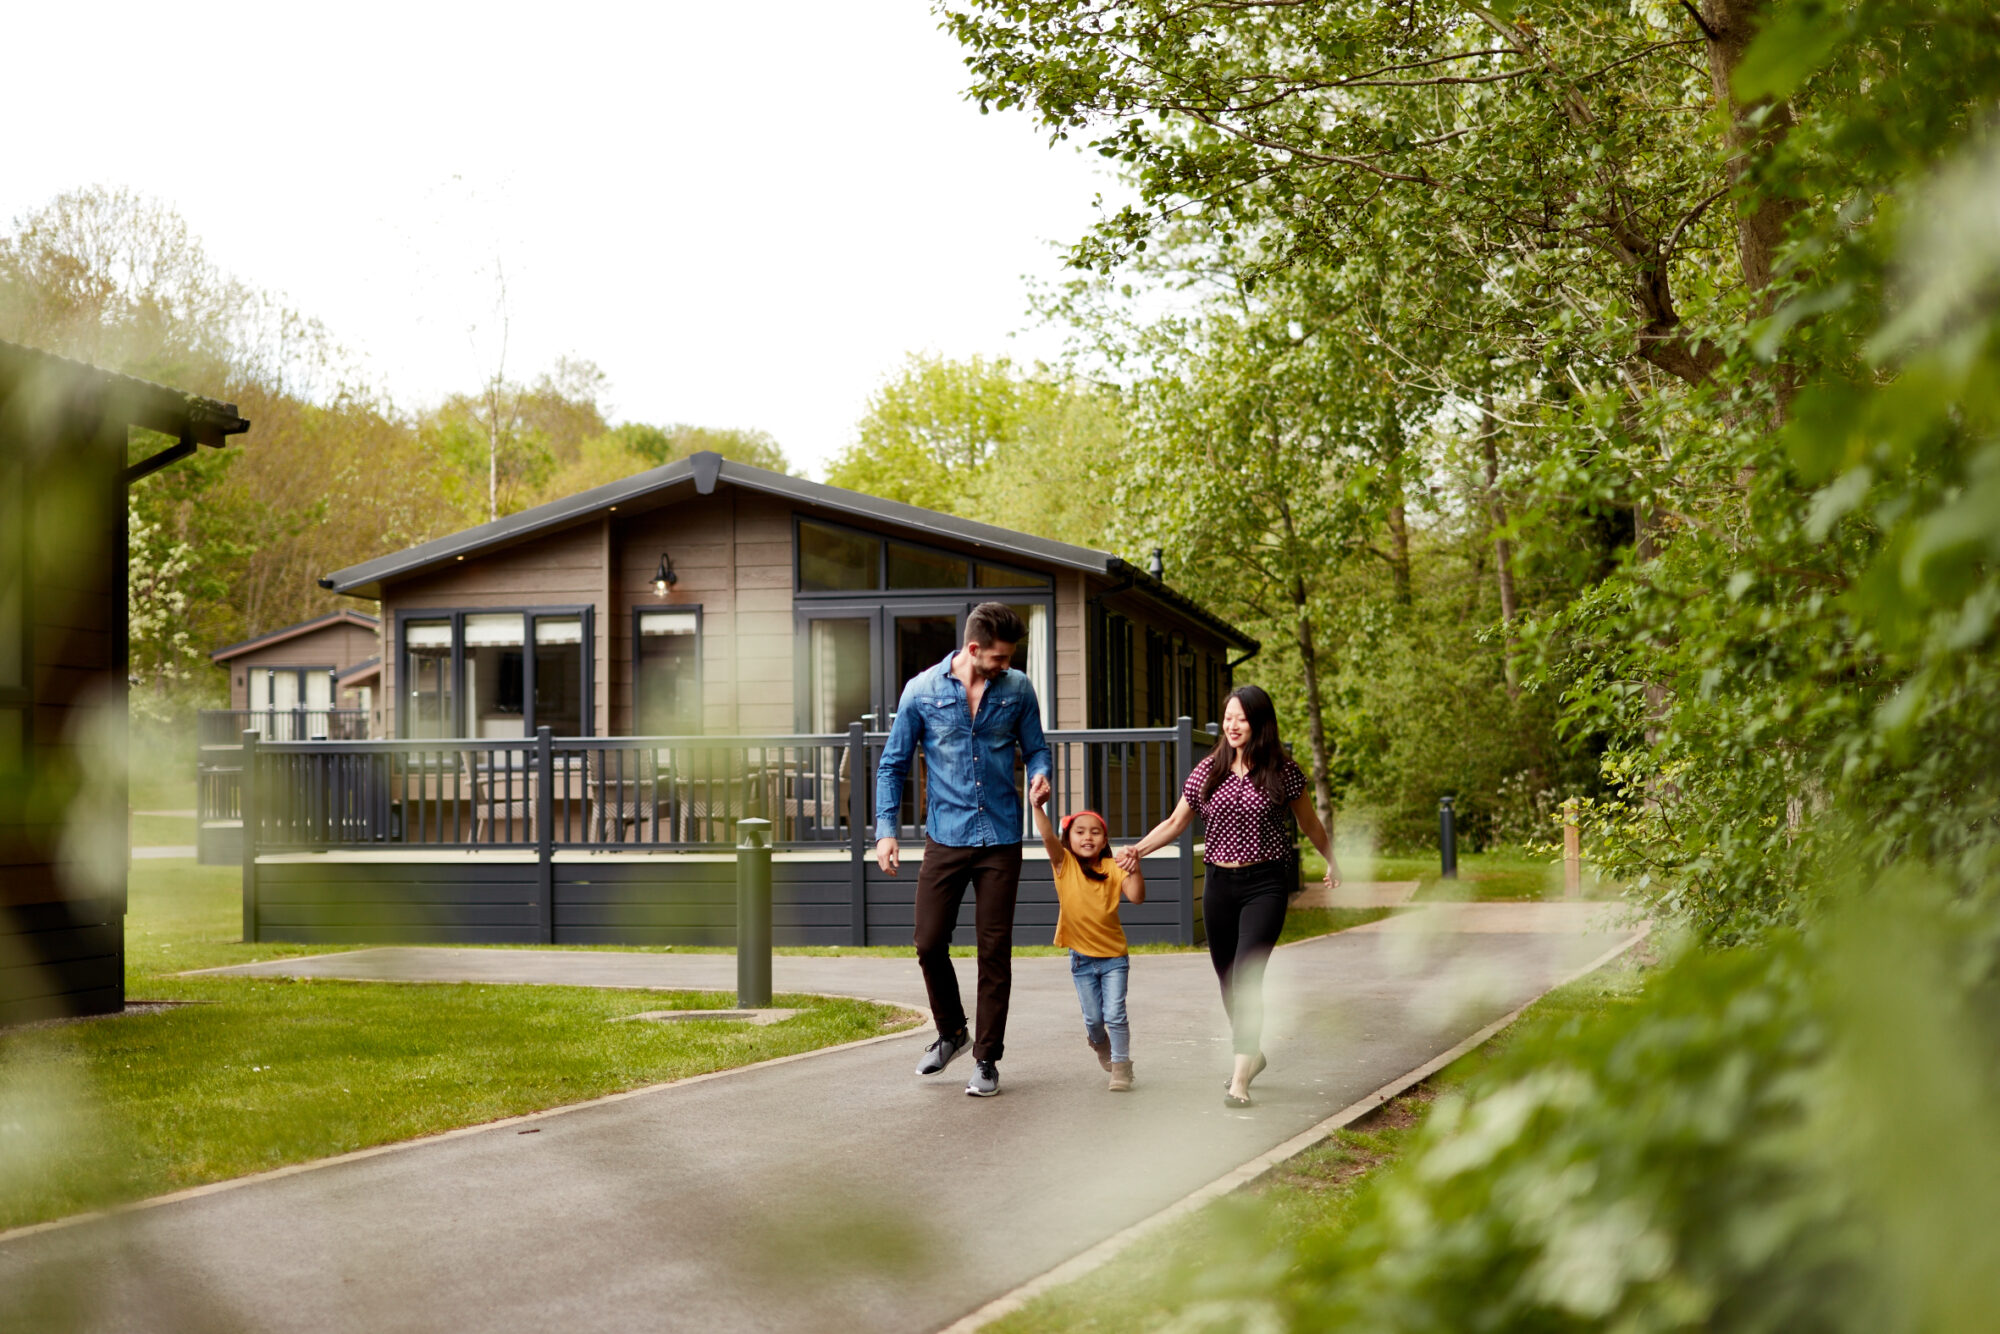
xmin=5 ymin=2 xmax=1119 ymax=478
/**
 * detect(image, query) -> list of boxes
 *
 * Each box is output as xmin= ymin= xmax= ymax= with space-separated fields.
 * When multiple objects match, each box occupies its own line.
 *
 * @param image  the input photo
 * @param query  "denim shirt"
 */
xmin=874 ymin=650 xmax=1052 ymax=846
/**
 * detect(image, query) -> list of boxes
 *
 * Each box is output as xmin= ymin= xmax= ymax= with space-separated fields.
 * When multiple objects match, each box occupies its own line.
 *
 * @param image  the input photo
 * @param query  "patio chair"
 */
xmin=461 ymin=750 xmax=536 ymax=843
xmin=586 ymin=748 xmax=667 ymax=845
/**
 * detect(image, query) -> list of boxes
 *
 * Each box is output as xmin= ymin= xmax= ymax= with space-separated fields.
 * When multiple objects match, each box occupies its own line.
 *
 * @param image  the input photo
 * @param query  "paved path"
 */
xmin=2 ymin=903 xmax=1640 ymax=1333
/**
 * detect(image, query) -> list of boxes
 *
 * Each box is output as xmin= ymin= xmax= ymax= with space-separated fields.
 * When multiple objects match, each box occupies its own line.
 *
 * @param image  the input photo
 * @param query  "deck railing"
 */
xmin=234 ymin=720 xmax=1202 ymax=855
xmin=199 ymin=708 xmax=371 ymax=746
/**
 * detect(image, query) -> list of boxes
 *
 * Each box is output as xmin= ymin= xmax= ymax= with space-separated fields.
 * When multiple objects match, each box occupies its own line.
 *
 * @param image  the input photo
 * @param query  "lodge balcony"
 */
xmin=216 ymin=721 xmax=1212 ymax=949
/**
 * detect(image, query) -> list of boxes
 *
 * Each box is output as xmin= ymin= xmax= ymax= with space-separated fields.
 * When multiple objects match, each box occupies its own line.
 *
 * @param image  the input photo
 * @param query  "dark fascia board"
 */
xmin=210 ymin=610 xmax=381 ymax=663
xmin=318 ymin=451 xmax=1257 ymax=650
xmin=0 ymin=340 xmax=250 ymax=449
xmin=336 ymin=656 xmax=381 ymax=684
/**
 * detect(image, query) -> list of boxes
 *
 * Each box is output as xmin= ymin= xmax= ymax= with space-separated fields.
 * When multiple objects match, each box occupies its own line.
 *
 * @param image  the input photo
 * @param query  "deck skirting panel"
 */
xmin=248 ymin=853 xmax=1201 ymax=947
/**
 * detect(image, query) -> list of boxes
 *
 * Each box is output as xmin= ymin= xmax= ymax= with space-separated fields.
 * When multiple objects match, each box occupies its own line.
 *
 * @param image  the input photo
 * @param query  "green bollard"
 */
xmin=736 ymin=817 xmax=773 ymax=1008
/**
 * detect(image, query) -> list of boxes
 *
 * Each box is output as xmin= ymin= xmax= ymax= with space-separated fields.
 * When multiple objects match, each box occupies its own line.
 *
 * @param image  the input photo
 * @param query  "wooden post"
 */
xmin=1563 ymin=798 xmax=1582 ymax=899
xmin=1175 ymin=716 xmax=1196 ymax=946
xmin=240 ymin=730 xmax=259 ymax=942
xmin=536 ymin=727 xmax=555 ymax=942
xmin=847 ymin=722 xmax=868 ymax=946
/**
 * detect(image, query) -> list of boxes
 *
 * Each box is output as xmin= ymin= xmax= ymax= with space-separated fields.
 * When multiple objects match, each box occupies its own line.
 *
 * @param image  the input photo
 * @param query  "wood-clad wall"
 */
xmin=379 ymin=521 xmax=610 ymax=736
xmin=222 ymin=621 xmax=381 ymax=708
xmin=2 ymin=422 xmax=126 ymax=1023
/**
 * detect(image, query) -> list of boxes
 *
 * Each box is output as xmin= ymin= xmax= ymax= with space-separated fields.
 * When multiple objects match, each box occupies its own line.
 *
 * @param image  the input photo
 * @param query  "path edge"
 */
xmin=937 ymin=923 xmax=1652 ymax=1334
xmin=0 ymin=994 xmax=931 ymax=1249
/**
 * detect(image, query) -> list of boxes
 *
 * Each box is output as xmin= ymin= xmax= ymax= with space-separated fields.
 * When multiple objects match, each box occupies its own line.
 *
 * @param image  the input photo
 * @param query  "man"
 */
xmin=876 ymin=602 xmax=1051 ymax=1097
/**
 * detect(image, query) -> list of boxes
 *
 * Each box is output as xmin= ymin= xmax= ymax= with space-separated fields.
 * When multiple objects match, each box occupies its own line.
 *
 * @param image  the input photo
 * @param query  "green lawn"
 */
xmin=128 ymin=775 xmax=197 ymax=814
xmin=983 ymin=945 xmax=1654 ymax=1334
xmin=0 ymin=862 xmax=918 ymax=1233
xmin=129 ymin=813 xmax=196 ymax=847
xmin=1301 ymin=847 xmax=1618 ymax=902
xmin=2 ymin=861 xmax=1392 ymax=1234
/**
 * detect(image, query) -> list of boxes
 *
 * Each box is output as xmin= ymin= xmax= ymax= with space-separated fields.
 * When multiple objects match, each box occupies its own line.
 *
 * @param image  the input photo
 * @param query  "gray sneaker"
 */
xmin=965 ymin=1059 xmax=1000 ymax=1097
xmin=916 ymin=1031 xmax=969 ymax=1076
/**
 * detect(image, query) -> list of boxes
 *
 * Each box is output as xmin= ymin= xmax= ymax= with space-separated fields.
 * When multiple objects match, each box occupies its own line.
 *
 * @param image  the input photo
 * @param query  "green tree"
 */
xmin=827 ymin=353 xmax=1126 ymax=548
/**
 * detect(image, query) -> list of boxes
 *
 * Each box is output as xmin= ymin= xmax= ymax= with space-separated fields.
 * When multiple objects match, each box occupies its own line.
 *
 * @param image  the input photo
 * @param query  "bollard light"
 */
xmin=1439 ymin=795 xmax=1459 ymax=881
xmin=735 ymin=817 xmax=773 ymax=1008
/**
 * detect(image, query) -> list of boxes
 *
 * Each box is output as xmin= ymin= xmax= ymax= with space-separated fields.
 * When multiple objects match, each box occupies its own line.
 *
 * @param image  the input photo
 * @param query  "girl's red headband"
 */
xmin=1061 ymin=810 xmax=1109 ymax=838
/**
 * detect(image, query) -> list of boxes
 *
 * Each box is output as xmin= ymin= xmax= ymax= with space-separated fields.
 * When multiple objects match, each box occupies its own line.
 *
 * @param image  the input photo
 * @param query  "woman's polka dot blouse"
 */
xmin=1182 ymin=754 xmax=1306 ymax=866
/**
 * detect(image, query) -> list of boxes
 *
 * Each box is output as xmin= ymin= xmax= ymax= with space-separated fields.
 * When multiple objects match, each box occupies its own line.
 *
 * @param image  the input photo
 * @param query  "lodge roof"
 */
xmin=320 ymin=452 xmax=1257 ymax=651
xmin=0 ymin=340 xmax=250 ymax=482
xmin=210 ymin=610 xmax=381 ymax=663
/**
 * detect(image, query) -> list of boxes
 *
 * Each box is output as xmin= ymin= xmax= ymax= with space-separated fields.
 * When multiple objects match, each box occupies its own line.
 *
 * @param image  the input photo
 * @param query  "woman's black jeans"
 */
xmin=1203 ymin=859 xmax=1291 ymax=1056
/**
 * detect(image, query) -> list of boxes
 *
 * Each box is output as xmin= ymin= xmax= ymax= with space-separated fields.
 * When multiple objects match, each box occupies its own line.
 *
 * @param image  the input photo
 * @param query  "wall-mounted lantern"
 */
xmin=652 ymin=553 xmax=679 ymax=597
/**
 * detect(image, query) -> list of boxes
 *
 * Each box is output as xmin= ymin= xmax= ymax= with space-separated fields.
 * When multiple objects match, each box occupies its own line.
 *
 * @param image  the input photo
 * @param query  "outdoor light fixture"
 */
xmin=652 ymin=553 xmax=678 ymax=597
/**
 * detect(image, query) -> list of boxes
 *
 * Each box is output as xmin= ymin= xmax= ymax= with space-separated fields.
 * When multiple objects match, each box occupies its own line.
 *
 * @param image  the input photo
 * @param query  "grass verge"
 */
xmin=1301 ymin=848 xmax=1619 ymax=902
xmin=981 ymin=943 xmax=1655 ymax=1334
xmin=0 ymin=863 xmax=918 ymax=1234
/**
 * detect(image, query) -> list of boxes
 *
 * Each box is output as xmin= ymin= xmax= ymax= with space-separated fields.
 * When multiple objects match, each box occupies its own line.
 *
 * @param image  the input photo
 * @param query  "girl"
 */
xmin=1032 ymin=789 xmax=1145 ymax=1091
xmin=1115 ymin=685 xmax=1340 ymax=1108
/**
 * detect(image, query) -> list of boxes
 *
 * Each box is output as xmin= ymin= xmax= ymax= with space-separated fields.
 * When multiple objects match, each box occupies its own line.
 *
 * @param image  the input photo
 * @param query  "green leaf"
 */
xmin=1733 ymin=1 xmax=1850 ymax=102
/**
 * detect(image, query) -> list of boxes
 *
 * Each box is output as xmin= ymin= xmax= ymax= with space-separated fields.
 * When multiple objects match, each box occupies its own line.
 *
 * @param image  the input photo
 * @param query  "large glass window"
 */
xmin=808 ymin=617 xmax=873 ymax=732
xmin=888 ymin=543 xmax=968 ymax=590
xmin=399 ymin=610 xmax=589 ymax=737
xmin=464 ymin=613 xmax=526 ymax=738
xmin=1007 ymin=602 xmax=1052 ymax=725
xmin=976 ymin=560 xmax=1052 ymax=589
xmin=636 ymin=611 xmax=700 ymax=734
xmin=799 ymin=521 xmax=881 ymax=591
xmin=404 ymin=620 xmax=453 ymax=739
xmin=894 ymin=612 xmax=960 ymax=691
xmin=534 ymin=616 xmax=586 ymax=736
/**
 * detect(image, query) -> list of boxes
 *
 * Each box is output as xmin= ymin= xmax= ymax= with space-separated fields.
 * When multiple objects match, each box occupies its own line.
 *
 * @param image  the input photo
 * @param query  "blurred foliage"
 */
xmin=944 ymin=0 xmax=2000 ymax=1326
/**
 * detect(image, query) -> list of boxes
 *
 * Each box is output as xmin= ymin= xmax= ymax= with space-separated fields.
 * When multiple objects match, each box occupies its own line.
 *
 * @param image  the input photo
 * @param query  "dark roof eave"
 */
xmin=1105 ymin=558 xmax=1260 ymax=653
xmin=0 ymin=340 xmax=250 ymax=446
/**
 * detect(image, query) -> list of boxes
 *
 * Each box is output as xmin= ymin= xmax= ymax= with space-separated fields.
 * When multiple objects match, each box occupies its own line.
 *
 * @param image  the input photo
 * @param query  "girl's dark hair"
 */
xmin=1199 ymin=685 xmax=1291 ymax=805
xmin=1062 ymin=813 xmax=1110 ymax=881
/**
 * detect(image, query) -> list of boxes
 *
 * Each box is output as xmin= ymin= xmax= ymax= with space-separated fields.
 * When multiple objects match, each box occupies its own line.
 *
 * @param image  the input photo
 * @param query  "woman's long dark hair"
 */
xmin=1199 ymin=684 xmax=1291 ymax=804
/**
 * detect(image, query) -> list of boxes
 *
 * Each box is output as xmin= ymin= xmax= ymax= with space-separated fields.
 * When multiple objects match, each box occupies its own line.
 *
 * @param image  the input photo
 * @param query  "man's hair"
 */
xmin=966 ymin=601 xmax=1028 ymax=649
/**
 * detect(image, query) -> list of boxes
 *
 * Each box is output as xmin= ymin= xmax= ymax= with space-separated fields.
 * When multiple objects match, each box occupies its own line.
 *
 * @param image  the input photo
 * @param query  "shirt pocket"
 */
xmin=922 ymin=696 xmax=963 ymax=734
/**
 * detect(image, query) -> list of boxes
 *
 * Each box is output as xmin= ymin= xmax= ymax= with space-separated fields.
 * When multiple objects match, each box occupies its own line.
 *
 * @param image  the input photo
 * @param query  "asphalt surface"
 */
xmin=3 ymin=903 xmax=1639 ymax=1334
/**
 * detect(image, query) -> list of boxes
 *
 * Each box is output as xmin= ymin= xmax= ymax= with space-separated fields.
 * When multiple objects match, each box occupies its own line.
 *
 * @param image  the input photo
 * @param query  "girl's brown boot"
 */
xmin=1108 ymin=1061 xmax=1134 ymax=1092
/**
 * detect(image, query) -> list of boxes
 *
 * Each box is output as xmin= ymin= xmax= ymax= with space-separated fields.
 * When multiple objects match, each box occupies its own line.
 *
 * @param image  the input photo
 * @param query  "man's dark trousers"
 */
xmin=912 ymin=840 xmax=1023 ymax=1063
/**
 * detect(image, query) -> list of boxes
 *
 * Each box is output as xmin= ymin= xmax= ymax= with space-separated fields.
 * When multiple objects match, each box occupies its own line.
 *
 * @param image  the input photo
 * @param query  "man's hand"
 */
xmin=1028 ymin=773 xmax=1050 ymax=807
xmin=1325 ymin=862 xmax=1342 ymax=892
xmin=875 ymin=837 xmax=901 ymax=876
xmin=1113 ymin=845 xmax=1141 ymax=874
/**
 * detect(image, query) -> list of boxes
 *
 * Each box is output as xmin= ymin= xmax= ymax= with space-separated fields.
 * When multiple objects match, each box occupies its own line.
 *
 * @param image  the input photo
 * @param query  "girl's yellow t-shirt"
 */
xmin=1050 ymin=847 xmax=1129 ymax=957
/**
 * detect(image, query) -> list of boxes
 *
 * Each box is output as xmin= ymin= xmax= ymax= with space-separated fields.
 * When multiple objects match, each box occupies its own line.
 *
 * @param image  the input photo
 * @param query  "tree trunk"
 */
xmin=1480 ymin=399 xmax=1521 ymax=698
xmin=1291 ymin=573 xmax=1338 ymax=835
xmin=1276 ymin=497 xmax=1339 ymax=833
xmin=1698 ymin=0 xmax=1799 ymax=307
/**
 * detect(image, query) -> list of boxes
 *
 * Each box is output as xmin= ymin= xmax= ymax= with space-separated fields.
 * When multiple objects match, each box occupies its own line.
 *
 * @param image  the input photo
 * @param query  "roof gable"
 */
xmin=319 ymin=453 xmax=1256 ymax=650
xmin=210 ymin=610 xmax=380 ymax=662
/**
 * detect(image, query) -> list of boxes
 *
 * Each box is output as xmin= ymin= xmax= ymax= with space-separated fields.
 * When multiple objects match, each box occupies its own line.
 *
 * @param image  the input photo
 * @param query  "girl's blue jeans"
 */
xmin=1069 ymin=950 xmax=1131 ymax=1063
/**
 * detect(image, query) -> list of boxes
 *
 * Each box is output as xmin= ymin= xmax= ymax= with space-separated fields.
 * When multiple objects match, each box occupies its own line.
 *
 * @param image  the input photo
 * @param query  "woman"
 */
xmin=1114 ymin=685 xmax=1340 ymax=1107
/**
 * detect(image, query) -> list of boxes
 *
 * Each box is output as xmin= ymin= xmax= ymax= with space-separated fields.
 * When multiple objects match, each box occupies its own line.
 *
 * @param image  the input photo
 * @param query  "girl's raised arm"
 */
xmin=1030 ymin=790 xmax=1066 ymax=868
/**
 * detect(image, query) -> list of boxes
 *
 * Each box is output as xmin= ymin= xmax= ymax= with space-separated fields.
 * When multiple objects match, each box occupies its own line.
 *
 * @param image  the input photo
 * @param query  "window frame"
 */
xmin=394 ymin=604 xmax=595 ymax=739
xmin=791 ymin=513 xmax=1054 ymax=599
xmin=631 ymin=603 xmax=704 ymax=737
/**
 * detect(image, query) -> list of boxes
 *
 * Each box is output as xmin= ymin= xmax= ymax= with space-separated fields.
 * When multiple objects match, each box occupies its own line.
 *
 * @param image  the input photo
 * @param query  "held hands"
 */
xmin=1113 ymin=844 xmax=1142 ymax=874
xmin=1028 ymin=773 xmax=1051 ymax=807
